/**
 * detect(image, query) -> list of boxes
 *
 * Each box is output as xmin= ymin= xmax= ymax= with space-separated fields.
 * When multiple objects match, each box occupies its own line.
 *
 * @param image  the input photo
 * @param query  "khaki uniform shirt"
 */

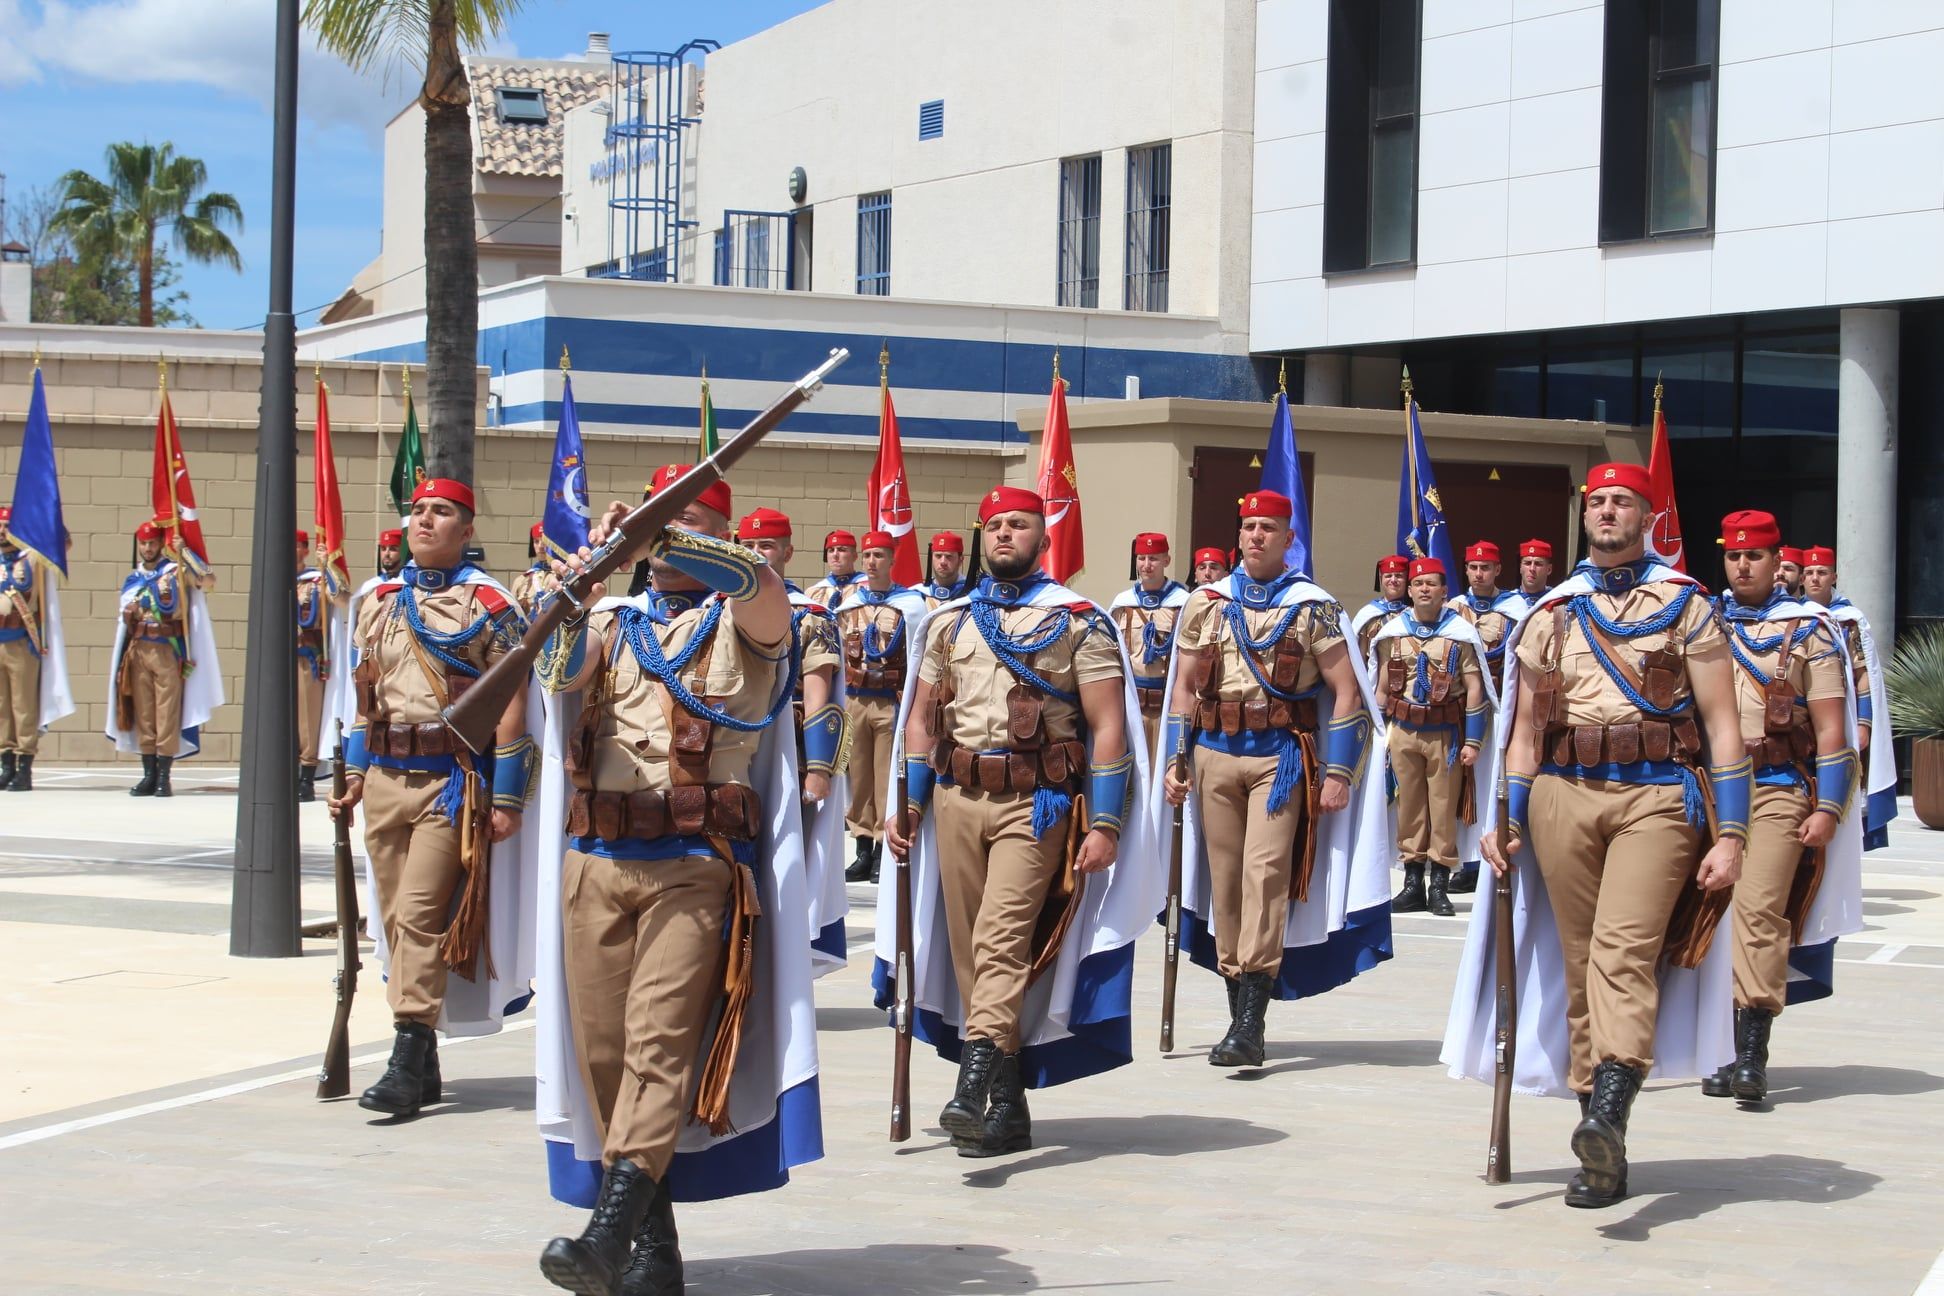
xmin=354 ymin=580 xmax=518 ymax=725
xmin=1723 ymin=608 xmax=1847 ymax=744
xmin=1111 ymin=595 xmax=1182 ymax=688
xmin=1172 ymin=588 xmax=1346 ymax=707
xmin=795 ymin=603 xmax=841 ymax=685
xmin=919 ymin=602 xmax=1122 ymax=751
xmin=0 ymin=551 xmax=37 ymax=627
xmin=1374 ymin=619 xmax=1484 ymax=700
xmin=806 ymin=573 xmax=863 ymax=612
xmin=125 ymin=562 xmax=188 ymax=637
xmin=1513 ymin=582 xmax=1726 ymax=727
xmin=510 ymin=566 xmax=545 ymax=617
xmin=1447 ymin=592 xmax=1516 ymax=666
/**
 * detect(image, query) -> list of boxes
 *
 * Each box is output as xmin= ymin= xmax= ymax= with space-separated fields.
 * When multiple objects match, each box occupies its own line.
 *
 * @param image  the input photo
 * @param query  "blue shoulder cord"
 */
xmin=859 ymin=593 xmax=908 ymax=663
xmin=620 ymin=597 xmax=797 ymax=732
xmin=1568 ymin=583 xmax=1707 ymax=822
xmin=1219 ymin=595 xmax=1324 ymax=812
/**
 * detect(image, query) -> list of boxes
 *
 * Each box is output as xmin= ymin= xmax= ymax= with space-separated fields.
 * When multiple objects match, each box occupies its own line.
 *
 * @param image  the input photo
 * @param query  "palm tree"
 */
xmin=303 ymin=0 xmax=529 ymax=486
xmin=51 ymin=142 xmax=244 ymax=328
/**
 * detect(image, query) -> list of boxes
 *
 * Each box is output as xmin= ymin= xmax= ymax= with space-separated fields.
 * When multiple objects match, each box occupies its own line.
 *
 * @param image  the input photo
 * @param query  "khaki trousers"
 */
xmin=1388 ymin=722 xmax=1460 ymax=867
xmin=1530 ymin=777 xmax=1701 ymax=1093
xmin=1193 ymin=745 xmax=1302 ymax=978
xmin=1731 ymin=784 xmax=1812 ymax=1015
xmin=297 ymin=664 xmax=324 ymax=766
xmin=562 ymin=849 xmax=730 ymax=1178
xmin=126 ymin=639 xmax=184 ymax=756
xmin=0 ymin=637 xmax=41 ymax=755
xmin=361 ymin=765 xmax=465 ymax=1027
xmin=844 ymin=694 xmax=896 ymax=840
xmin=934 ymin=783 xmax=1066 ymax=1051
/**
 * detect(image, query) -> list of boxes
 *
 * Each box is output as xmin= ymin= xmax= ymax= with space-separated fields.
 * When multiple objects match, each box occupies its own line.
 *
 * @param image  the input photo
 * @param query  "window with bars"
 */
xmin=1600 ymin=0 xmax=1720 ymax=241
xmin=1322 ymin=0 xmax=1420 ymax=272
xmin=857 ymin=191 xmax=892 ymax=296
xmin=1057 ymin=155 xmax=1102 ymax=308
xmin=1124 ymin=143 xmax=1171 ymax=312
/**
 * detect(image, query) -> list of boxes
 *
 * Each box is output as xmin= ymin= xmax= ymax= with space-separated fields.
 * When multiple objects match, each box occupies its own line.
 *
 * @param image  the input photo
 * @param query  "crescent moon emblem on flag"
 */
xmin=563 ymin=466 xmax=591 ymax=518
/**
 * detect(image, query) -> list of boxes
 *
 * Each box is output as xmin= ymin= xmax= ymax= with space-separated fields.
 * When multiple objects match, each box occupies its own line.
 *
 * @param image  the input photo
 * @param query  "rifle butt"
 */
xmin=1486 ymin=864 xmax=1517 ymax=1182
xmin=320 ymin=721 xmax=361 ymax=1100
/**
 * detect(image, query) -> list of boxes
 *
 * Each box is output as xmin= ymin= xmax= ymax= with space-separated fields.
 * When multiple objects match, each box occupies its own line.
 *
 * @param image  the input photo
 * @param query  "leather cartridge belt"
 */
xmin=932 ymin=737 xmax=1085 ymax=795
xmin=1744 ymin=722 xmax=1815 ymax=771
xmin=1542 ymin=716 xmax=1701 ymax=767
xmin=843 ymin=661 xmax=904 ymax=693
xmin=567 ymin=783 xmax=764 ymax=842
xmin=1382 ymin=695 xmax=1464 ymax=728
xmin=0 ymin=610 xmax=22 ymax=631
xmin=366 ymin=721 xmax=463 ymax=758
xmin=135 ymin=623 xmax=184 ymax=642
xmin=1135 ymin=681 xmax=1166 ymax=715
xmin=1198 ymin=695 xmax=1318 ymax=736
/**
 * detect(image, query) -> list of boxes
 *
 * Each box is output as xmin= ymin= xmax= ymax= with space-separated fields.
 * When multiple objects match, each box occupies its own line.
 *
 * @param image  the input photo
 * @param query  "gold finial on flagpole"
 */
xmin=315 ymin=360 xmax=324 ymax=389
xmin=401 ymin=363 xmax=411 ymax=398
xmin=879 ymin=341 xmax=890 ymax=387
xmin=1277 ymin=356 xmax=1288 ymax=396
xmin=1400 ymin=364 xmax=1414 ymax=404
xmin=1653 ymin=369 xmax=1665 ymax=408
xmin=560 ymin=344 xmax=571 ymax=373
xmin=157 ymin=355 xmax=167 ymax=390
xmin=31 ymin=342 xmax=40 ymax=372
xmin=1052 ymin=347 xmax=1062 ymax=385
xmin=700 ymin=359 xmax=708 ymax=384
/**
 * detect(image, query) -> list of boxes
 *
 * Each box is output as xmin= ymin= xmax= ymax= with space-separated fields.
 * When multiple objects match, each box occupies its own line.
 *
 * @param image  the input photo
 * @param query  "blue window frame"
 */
xmin=857 ymin=191 xmax=892 ymax=296
xmin=1125 ymin=143 xmax=1171 ymax=312
xmin=919 ymin=99 xmax=945 ymax=140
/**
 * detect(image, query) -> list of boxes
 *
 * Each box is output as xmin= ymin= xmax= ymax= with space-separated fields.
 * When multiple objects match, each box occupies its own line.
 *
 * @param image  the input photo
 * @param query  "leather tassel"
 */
xmin=1290 ymin=731 xmax=1321 ymax=904
xmin=693 ymin=856 xmax=762 ymax=1136
xmin=438 ymin=772 xmax=495 ymax=981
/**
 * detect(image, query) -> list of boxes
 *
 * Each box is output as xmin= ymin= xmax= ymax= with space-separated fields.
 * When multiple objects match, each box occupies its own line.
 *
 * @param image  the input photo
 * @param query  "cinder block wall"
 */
xmin=0 ymin=349 xmax=1025 ymax=764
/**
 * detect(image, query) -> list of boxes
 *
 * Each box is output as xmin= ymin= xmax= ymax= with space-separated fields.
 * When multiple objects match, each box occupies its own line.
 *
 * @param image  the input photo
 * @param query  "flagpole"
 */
xmin=1402 ymin=365 xmax=1423 ymax=548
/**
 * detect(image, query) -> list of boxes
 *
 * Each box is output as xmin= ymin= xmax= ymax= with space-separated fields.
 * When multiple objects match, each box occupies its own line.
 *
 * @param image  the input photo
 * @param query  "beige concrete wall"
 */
xmin=0 ymin=345 xmax=1021 ymax=764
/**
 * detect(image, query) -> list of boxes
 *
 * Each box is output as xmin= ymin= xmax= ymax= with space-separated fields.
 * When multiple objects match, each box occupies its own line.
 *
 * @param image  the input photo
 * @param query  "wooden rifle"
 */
xmin=890 ymin=747 xmax=914 ymax=1141
xmin=1159 ymin=713 xmax=1190 ymax=1053
xmin=318 ymin=720 xmax=361 ymax=1099
xmin=1486 ymin=777 xmax=1517 ymax=1183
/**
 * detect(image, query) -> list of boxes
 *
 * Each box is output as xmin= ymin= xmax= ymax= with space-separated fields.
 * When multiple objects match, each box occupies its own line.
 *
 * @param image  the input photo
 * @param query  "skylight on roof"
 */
xmin=497 ymin=87 xmax=549 ymax=124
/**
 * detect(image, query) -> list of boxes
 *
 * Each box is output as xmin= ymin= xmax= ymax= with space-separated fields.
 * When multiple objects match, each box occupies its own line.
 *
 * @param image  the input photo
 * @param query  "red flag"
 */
xmin=1036 ymin=370 xmax=1083 ymax=583
xmin=151 ymin=386 xmax=210 ymax=576
xmin=314 ymin=378 xmax=350 ymax=590
xmin=867 ymin=379 xmax=922 ymax=586
xmin=1646 ymin=388 xmax=1686 ymax=573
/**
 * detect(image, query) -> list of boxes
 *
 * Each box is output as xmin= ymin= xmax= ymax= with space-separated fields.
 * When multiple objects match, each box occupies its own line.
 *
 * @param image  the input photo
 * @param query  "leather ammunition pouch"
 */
xmin=843 ymin=618 xmax=906 ymax=693
xmin=1136 ymin=683 xmax=1166 ymax=715
xmin=366 ymin=721 xmax=463 ymax=758
xmin=1190 ymin=614 xmax=1316 ymax=734
xmin=1381 ymin=652 xmax=1463 ymax=727
xmin=566 ymin=783 xmax=764 ymax=842
xmin=1542 ymin=716 xmax=1702 ymax=768
xmin=1744 ymin=720 xmax=1816 ymax=771
xmin=1200 ymin=695 xmax=1320 ymax=735
xmin=931 ymin=737 xmax=1086 ymax=795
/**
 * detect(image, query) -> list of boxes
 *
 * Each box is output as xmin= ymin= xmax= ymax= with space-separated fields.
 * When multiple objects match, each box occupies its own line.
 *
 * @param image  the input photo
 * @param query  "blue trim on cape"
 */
xmin=545 ymin=1075 xmax=824 ymax=1207
xmin=870 ymin=942 xmax=1137 ymax=1089
xmin=1786 ymin=939 xmax=1836 ymax=1006
xmin=1864 ymin=786 xmax=1897 ymax=851
xmin=812 ymin=917 xmax=848 ymax=963
xmin=1172 ymin=900 xmax=1393 ymax=1002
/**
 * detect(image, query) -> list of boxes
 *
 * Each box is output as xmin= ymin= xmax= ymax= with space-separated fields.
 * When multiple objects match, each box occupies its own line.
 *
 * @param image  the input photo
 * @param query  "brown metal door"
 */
xmin=1190 ymin=446 xmax=1315 ymax=558
xmin=1434 ymin=461 xmax=1575 ymax=570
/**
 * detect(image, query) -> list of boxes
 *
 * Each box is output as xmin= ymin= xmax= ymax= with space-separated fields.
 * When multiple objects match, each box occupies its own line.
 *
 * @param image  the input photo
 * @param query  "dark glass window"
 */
xmin=1601 ymin=0 xmax=1719 ymax=242
xmin=1323 ymin=0 xmax=1421 ymax=273
xmin=1125 ymin=143 xmax=1172 ymax=311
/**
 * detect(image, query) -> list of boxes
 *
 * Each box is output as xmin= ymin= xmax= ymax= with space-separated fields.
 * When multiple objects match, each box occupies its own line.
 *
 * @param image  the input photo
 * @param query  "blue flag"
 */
xmin=11 ymin=369 xmax=68 ymax=576
xmin=1396 ymin=394 xmax=1454 ymax=572
xmin=543 ymin=373 xmax=592 ymax=560
xmin=1258 ymin=390 xmax=1313 ymax=575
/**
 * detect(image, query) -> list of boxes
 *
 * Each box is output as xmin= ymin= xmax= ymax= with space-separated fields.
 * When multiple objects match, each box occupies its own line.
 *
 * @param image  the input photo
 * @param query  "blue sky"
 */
xmin=0 ymin=0 xmax=824 ymax=332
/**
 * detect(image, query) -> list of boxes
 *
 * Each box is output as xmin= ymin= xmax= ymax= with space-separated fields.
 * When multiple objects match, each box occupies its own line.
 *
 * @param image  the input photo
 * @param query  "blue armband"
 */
xmin=1815 ymin=746 xmax=1860 ymax=820
xmin=343 ymin=724 xmax=370 ymax=776
xmin=1505 ymin=771 xmax=1532 ymax=842
xmin=904 ymin=754 xmax=936 ymax=817
xmin=491 ymin=735 xmax=539 ymax=810
xmin=802 ymin=701 xmax=846 ymax=776
xmin=1162 ymin=713 xmax=1193 ymax=771
xmin=1322 ymin=711 xmax=1371 ymax=783
xmin=1709 ymin=756 xmax=1753 ymax=844
xmin=1087 ymin=751 xmax=1135 ymax=834
xmin=654 ymin=527 xmax=763 ymax=600
xmin=1463 ymin=704 xmax=1488 ymax=748
xmin=1856 ymin=694 xmax=1873 ymax=724
xmin=537 ymin=615 xmax=589 ymax=692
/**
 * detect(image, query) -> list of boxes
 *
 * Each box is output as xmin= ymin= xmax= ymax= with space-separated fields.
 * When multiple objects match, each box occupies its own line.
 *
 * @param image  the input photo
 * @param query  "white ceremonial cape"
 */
xmin=791 ymin=588 xmax=851 ymax=978
xmin=106 ymin=563 xmax=224 ymax=757
xmin=1348 ymin=597 xmax=1407 ymax=650
xmin=1365 ymin=607 xmax=1501 ymax=864
xmin=872 ymin=578 xmax=1165 ymax=1088
xmin=1441 ymin=562 xmax=1733 ymax=1096
xmin=336 ymin=572 xmax=389 ymax=742
xmin=1143 ymin=573 xmax=1395 ymax=1003
xmin=1825 ymin=596 xmax=1899 ymax=851
xmin=20 ymin=556 xmax=76 ymax=730
xmin=535 ymin=593 xmax=822 ymax=1205
xmin=1109 ymin=580 xmax=1193 ymax=767
xmin=298 ymin=569 xmax=354 ymax=761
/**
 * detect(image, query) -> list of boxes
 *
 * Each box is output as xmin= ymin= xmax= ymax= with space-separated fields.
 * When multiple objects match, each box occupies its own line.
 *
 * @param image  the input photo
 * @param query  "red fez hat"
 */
xmin=412 ymin=478 xmax=476 ymax=512
xmin=1376 ymin=555 xmax=1410 ymax=575
xmin=0 ymin=506 xmax=12 ymax=523
xmin=1803 ymin=545 xmax=1836 ymax=568
xmin=1778 ymin=546 xmax=1806 ymax=565
xmin=860 ymin=530 xmax=896 ymax=552
xmin=135 ymin=519 xmax=165 ymax=541
xmin=530 ymin=522 xmax=545 ymax=541
xmin=929 ymin=531 xmax=964 ymax=554
xmin=1132 ymin=532 xmax=1170 ymax=556
xmin=1464 ymin=541 xmax=1500 ymax=564
xmin=740 ymin=508 xmax=792 ymax=540
xmin=1193 ymin=547 xmax=1227 ymax=568
xmin=1519 ymin=539 xmax=1553 ymax=560
xmin=378 ymin=529 xmax=404 ymax=546
xmin=978 ymin=485 xmax=1044 ymax=523
xmin=1585 ymin=462 xmax=1651 ymax=499
xmin=295 ymin=529 xmax=310 ymax=546
xmin=823 ymin=529 xmax=857 ymax=550
xmin=1239 ymin=489 xmax=1293 ymax=519
xmin=1409 ymin=556 xmax=1447 ymax=581
xmin=1720 ymin=510 xmax=1781 ymax=551
xmin=648 ymin=464 xmax=731 ymax=519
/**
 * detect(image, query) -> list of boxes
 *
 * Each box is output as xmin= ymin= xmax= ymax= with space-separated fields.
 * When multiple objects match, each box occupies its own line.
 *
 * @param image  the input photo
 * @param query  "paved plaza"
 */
xmin=1 ymin=768 xmax=1941 ymax=1294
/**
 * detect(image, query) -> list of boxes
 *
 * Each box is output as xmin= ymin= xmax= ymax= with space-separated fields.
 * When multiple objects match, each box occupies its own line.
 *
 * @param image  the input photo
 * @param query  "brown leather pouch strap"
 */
xmin=566 ymin=783 xmax=764 ymax=842
xmin=665 ymin=621 xmax=720 ymax=786
xmin=693 ymin=859 xmax=762 ymax=1135
xmin=366 ymin=722 xmax=461 ymax=757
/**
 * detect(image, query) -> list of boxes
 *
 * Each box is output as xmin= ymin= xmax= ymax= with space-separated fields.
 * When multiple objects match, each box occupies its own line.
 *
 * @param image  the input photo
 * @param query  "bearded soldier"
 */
xmin=920 ymin=531 xmax=972 ymax=609
xmin=1351 ymin=555 xmax=1410 ymax=661
xmin=511 ymin=522 xmax=548 ymax=617
xmin=806 ymin=529 xmax=863 ymax=611
xmin=108 ymin=519 xmax=221 ymax=797
xmin=1109 ymin=532 xmax=1189 ymax=760
xmin=1800 ymin=545 xmax=1898 ymax=849
xmin=1369 ymin=557 xmax=1489 ymax=918
xmin=1192 ymin=546 xmax=1230 ymax=588
xmin=1508 ymin=538 xmax=1555 ymax=616
xmin=531 ymin=466 xmax=822 ymax=1292
xmin=1702 ymin=512 xmax=1862 ymax=1107
xmin=741 ymin=504 xmax=852 ymax=971
xmin=837 ymin=531 xmax=927 ymax=884
xmin=0 ymin=507 xmax=75 ymax=791
xmin=881 ymin=485 xmax=1159 ymax=1159
xmin=1158 ymin=490 xmax=1388 ymax=1070
xmin=1775 ymin=546 xmax=1806 ymax=599
xmin=1448 ymin=462 xmax=1748 ymax=1210
xmin=328 ymin=479 xmax=538 ymax=1120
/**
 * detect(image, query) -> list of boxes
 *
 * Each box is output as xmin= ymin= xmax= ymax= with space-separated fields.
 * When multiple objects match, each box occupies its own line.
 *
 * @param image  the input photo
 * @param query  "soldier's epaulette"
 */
xmin=472 ymin=585 xmax=512 ymax=617
xmin=372 ymin=582 xmax=404 ymax=600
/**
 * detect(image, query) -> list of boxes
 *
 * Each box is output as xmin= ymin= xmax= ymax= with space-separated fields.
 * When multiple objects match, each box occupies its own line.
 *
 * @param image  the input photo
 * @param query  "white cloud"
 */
xmin=0 ymin=2 xmax=39 ymax=83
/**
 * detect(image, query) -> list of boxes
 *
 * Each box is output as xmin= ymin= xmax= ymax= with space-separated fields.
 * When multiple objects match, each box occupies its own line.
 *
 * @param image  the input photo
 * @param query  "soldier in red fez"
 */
xmin=1110 ymin=532 xmax=1189 ymax=758
xmin=838 ymin=529 xmax=927 ymax=882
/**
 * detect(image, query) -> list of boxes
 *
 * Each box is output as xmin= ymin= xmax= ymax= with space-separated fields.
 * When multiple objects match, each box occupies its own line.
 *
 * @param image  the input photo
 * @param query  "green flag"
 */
xmin=698 ymin=373 xmax=719 ymax=459
xmin=390 ymin=391 xmax=426 ymax=554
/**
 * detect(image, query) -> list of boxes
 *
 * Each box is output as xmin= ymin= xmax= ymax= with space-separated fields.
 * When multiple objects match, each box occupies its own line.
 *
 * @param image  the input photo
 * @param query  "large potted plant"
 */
xmin=1887 ymin=623 xmax=1944 ymax=829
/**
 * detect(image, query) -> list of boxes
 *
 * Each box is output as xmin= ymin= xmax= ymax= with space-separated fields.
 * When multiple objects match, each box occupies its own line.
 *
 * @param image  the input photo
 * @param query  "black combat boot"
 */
xmin=1209 ymin=972 xmax=1272 ymax=1068
xmin=870 ymin=839 xmax=883 ymax=884
xmin=1391 ymin=861 xmax=1426 ymax=913
xmin=153 ymin=756 xmax=174 ymax=798
xmin=1449 ymin=863 xmax=1479 ymax=894
xmin=1700 ymin=1062 xmax=1735 ymax=1098
xmin=938 ymin=1036 xmax=1001 ymax=1140
xmin=130 ymin=754 xmax=159 ymax=797
xmin=421 ymin=1031 xmax=442 ymax=1105
xmin=1566 ymin=1060 xmax=1642 ymax=1208
xmin=6 ymin=755 xmax=31 ymax=792
xmin=1224 ymin=975 xmax=1241 ymax=1024
xmin=539 ymin=1158 xmax=659 ymax=1296
xmin=297 ymin=765 xmax=317 ymax=804
xmin=1427 ymin=865 xmax=1456 ymax=917
xmin=845 ymin=835 xmax=875 ymax=882
xmin=958 ymin=1050 xmax=1032 ymax=1158
xmin=1729 ymin=1006 xmax=1773 ymax=1104
xmin=619 ymin=1175 xmax=683 ymax=1296
xmin=358 ymin=1021 xmax=436 ymax=1117
xmin=0 ymin=751 xmax=16 ymax=789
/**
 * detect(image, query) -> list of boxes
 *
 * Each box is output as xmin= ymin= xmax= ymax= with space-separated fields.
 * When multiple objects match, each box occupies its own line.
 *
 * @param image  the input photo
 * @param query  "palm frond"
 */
xmin=303 ymin=0 xmax=529 ymax=80
xmin=1887 ymin=624 xmax=1944 ymax=741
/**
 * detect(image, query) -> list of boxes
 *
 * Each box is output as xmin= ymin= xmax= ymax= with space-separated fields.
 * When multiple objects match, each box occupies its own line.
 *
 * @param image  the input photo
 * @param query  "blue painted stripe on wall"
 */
xmin=498 ymin=400 xmax=1015 ymax=445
